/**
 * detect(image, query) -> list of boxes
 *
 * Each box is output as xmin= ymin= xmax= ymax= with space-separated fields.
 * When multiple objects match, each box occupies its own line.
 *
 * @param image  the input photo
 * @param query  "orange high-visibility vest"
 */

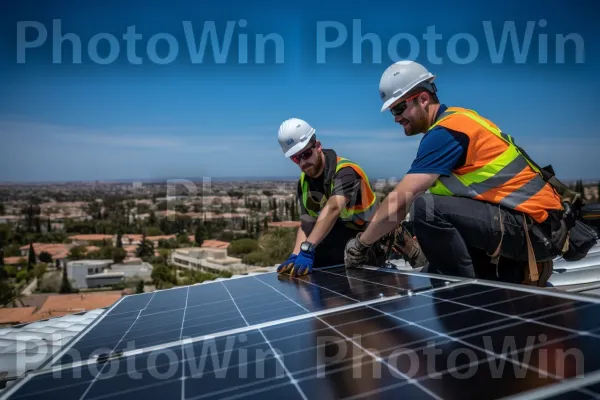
xmin=428 ymin=107 xmax=563 ymax=223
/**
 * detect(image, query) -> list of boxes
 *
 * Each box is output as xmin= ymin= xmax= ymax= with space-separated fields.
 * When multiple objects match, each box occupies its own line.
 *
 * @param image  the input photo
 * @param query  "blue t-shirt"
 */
xmin=407 ymin=104 xmax=469 ymax=176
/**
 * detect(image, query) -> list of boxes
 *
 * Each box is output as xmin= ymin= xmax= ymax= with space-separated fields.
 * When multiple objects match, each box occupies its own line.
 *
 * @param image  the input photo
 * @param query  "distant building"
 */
xmin=19 ymin=243 xmax=70 ymax=268
xmin=66 ymin=260 xmax=113 ymax=289
xmin=86 ymin=271 xmax=125 ymax=289
xmin=201 ymin=240 xmax=230 ymax=249
xmin=67 ymin=234 xmax=113 ymax=246
xmin=110 ymin=262 xmax=153 ymax=282
xmin=66 ymin=260 xmax=153 ymax=289
xmin=170 ymin=247 xmax=245 ymax=274
xmin=0 ymin=216 xmax=21 ymax=224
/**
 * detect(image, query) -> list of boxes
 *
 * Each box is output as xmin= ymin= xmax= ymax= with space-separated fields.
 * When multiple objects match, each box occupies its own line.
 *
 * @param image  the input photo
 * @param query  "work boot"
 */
xmin=391 ymin=225 xmax=428 ymax=268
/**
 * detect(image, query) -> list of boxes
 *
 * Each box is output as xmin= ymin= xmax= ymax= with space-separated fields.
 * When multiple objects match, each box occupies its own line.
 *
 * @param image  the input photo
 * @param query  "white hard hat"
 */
xmin=379 ymin=60 xmax=436 ymax=112
xmin=277 ymin=118 xmax=316 ymax=157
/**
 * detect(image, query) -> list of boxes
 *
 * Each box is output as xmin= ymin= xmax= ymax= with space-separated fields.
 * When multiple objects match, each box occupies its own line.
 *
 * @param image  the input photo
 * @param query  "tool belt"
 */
xmin=497 ymin=141 xmax=598 ymax=278
xmin=379 ymin=222 xmax=428 ymax=269
xmin=487 ymin=209 xmax=556 ymax=286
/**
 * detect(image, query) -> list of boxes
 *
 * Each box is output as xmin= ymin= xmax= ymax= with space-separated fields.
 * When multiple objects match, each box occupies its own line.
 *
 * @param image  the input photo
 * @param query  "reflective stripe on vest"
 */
xmin=428 ymin=107 xmax=562 ymax=223
xmin=300 ymin=156 xmax=377 ymax=229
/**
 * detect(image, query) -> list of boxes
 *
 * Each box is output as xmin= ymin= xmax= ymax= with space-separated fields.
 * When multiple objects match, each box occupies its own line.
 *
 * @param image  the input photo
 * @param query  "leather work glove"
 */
xmin=344 ymin=233 xmax=372 ymax=269
xmin=291 ymin=249 xmax=315 ymax=277
xmin=392 ymin=226 xmax=428 ymax=269
xmin=277 ymin=254 xmax=297 ymax=274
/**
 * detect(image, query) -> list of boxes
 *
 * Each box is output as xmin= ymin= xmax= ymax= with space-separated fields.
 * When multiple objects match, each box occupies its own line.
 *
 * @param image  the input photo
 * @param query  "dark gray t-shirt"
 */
xmin=297 ymin=167 xmax=363 ymax=235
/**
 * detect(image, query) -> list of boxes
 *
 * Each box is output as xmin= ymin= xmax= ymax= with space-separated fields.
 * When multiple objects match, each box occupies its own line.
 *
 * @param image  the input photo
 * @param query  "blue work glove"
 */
xmin=277 ymin=254 xmax=297 ymax=274
xmin=291 ymin=249 xmax=315 ymax=277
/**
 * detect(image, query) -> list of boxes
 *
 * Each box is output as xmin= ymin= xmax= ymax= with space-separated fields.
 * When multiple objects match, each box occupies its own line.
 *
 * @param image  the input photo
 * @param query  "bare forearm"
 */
xmin=306 ymin=207 xmax=340 ymax=247
xmin=359 ymin=190 xmax=408 ymax=245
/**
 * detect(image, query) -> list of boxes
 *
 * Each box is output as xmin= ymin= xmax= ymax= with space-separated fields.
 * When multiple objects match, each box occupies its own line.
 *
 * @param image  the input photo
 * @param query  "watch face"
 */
xmin=301 ymin=242 xmax=312 ymax=252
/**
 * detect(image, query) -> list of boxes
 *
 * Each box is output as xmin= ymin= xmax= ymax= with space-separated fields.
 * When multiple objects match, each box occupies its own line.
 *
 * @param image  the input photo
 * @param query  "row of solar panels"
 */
xmin=3 ymin=264 xmax=600 ymax=399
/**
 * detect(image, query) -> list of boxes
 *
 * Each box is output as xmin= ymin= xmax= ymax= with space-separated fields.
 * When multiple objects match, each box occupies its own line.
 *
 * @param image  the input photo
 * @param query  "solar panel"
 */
xmin=40 ymin=266 xmax=454 ymax=367
xmin=4 ymin=266 xmax=600 ymax=400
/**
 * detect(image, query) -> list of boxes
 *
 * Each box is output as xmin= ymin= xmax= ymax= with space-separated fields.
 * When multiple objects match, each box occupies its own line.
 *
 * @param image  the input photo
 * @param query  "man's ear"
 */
xmin=419 ymin=91 xmax=431 ymax=108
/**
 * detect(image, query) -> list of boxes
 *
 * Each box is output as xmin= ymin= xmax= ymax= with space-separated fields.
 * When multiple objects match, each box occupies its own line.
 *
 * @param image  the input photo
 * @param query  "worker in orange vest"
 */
xmin=344 ymin=60 xmax=568 ymax=286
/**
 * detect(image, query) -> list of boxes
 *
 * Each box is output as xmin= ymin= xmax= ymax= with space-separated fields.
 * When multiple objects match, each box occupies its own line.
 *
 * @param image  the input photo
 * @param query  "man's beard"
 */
xmin=303 ymin=158 xmax=322 ymax=177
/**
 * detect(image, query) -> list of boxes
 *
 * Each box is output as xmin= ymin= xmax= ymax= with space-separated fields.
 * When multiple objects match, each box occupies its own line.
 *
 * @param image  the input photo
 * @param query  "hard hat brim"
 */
xmin=381 ymin=96 xmax=399 ymax=112
xmin=284 ymin=134 xmax=314 ymax=158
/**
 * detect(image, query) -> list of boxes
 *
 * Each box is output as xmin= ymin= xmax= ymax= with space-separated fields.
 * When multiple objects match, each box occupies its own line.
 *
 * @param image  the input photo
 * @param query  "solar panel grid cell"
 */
xmin=4 ymin=267 xmax=600 ymax=400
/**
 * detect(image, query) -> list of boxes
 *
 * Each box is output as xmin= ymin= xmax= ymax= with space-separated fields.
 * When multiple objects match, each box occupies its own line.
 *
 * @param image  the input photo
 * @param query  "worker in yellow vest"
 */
xmin=276 ymin=118 xmax=425 ymax=276
xmin=344 ymin=60 xmax=567 ymax=286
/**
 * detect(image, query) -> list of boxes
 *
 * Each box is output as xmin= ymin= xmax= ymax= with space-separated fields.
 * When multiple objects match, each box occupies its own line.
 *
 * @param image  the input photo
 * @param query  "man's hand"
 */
xmin=291 ymin=249 xmax=315 ymax=276
xmin=344 ymin=233 xmax=372 ymax=268
xmin=392 ymin=225 xmax=428 ymax=268
xmin=277 ymin=254 xmax=297 ymax=274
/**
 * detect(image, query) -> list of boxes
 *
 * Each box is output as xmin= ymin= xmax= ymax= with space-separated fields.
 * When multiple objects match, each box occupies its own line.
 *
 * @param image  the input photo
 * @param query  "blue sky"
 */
xmin=0 ymin=0 xmax=598 ymax=182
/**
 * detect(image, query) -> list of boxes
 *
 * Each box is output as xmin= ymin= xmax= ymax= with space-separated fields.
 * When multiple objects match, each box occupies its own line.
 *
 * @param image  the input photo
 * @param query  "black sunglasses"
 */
xmin=389 ymin=92 xmax=422 ymax=116
xmin=291 ymin=144 xmax=315 ymax=164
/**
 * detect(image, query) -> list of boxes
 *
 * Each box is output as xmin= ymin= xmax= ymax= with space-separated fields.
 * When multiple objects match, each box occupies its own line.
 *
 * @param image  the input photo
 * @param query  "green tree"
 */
xmin=148 ymin=211 xmax=157 ymax=225
xmin=60 ymin=265 xmax=72 ymax=293
xmin=0 ymin=202 xmax=5 ymax=215
xmin=575 ymin=179 xmax=584 ymax=194
xmin=136 ymin=279 xmax=144 ymax=294
xmin=255 ymin=219 xmax=260 ymax=237
xmin=116 ymin=232 xmax=123 ymax=248
xmin=263 ymin=217 xmax=268 ymax=230
xmin=145 ymin=226 xmax=162 ymax=236
xmin=0 ymin=231 xmax=4 ymax=269
xmin=47 ymin=218 xmax=52 ymax=233
xmin=206 ymin=221 xmax=212 ymax=240
xmin=136 ymin=232 xmax=155 ymax=261
xmin=195 ymin=223 xmax=204 ymax=246
xmin=151 ymin=264 xmax=177 ymax=289
xmin=228 ymin=238 xmax=259 ymax=256
xmin=112 ymin=247 xmax=127 ymax=264
xmin=67 ymin=246 xmax=87 ymax=260
xmin=0 ymin=280 xmax=14 ymax=305
xmin=16 ymin=269 xmax=29 ymax=283
xmin=27 ymin=243 xmax=36 ymax=271
xmin=39 ymin=251 xmax=53 ymax=264
xmin=176 ymin=232 xmax=190 ymax=245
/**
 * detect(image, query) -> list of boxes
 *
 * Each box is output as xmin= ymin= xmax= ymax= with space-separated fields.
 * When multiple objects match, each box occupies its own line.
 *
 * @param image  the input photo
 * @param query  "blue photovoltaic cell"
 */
xmin=10 ymin=280 xmax=600 ymax=400
xmin=51 ymin=267 xmax=452 ymax=366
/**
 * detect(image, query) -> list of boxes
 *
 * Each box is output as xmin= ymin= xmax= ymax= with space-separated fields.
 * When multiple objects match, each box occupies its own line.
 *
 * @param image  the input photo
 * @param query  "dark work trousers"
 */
xmin=411 ymin=193 xmax=555 ymax=283
xmin=311 ymin=222 xmax=360 ymax=269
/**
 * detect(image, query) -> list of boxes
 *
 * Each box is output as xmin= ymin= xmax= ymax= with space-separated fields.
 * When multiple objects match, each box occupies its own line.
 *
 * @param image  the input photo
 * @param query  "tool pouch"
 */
xmin=562 ymin=219 xmax=598 ymax=261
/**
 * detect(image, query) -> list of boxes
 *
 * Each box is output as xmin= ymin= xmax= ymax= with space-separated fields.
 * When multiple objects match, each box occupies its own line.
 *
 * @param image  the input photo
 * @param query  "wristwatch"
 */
xmin=300 ymin=241 xmax=316 ymax=253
